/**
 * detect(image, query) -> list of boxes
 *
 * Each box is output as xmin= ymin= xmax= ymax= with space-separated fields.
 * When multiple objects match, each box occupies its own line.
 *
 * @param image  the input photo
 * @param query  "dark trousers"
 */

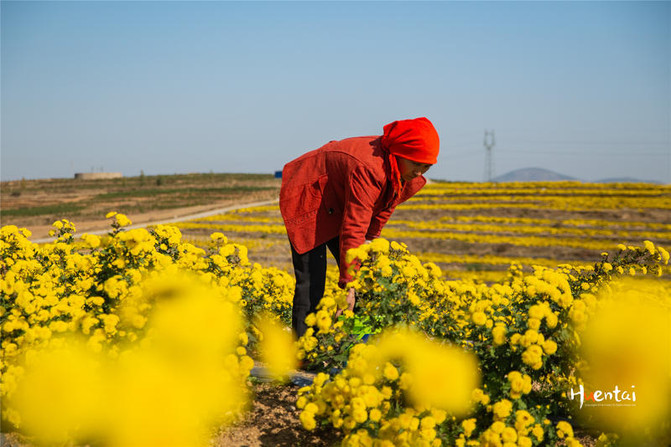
xmin=291 ymin=237 xmax=340 ymax=338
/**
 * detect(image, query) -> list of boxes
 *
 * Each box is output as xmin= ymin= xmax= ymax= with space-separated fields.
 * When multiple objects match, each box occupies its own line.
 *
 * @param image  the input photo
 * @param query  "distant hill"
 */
xmin=491 ymin=167 xmax=577 ymax=182
xmin=489 ymin=168 xmax=662 ymax=184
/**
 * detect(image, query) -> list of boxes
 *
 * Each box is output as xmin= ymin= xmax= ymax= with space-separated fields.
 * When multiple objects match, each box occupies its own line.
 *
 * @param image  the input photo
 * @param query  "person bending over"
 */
xmin=279 ymin=117 xmax=440 ymax=337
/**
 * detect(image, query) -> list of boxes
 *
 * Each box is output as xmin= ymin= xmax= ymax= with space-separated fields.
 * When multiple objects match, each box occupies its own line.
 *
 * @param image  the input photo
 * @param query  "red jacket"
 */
xmin=280 ymin=136 xmax=425 ymax=287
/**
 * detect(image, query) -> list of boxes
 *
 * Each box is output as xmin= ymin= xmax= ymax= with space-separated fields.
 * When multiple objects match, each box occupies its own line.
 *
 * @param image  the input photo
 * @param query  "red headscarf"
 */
xmin=381 ymin=117 xmax=440 ymax=195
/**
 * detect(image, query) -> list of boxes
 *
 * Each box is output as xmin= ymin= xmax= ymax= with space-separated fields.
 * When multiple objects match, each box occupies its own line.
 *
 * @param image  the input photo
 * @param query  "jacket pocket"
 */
xmin=280 ymin=175 xmax=327 ymax=225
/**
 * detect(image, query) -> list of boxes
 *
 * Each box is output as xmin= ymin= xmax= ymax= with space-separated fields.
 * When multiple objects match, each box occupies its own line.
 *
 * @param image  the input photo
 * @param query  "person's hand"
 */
xmin=336 ymin=288 xmax=356 ymax=318
xmin=345 ymin=287 xmax=356 ymax=311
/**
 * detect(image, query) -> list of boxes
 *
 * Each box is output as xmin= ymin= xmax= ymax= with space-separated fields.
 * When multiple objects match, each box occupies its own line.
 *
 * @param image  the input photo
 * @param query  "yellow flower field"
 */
xmin=1 ymin=180 xmax=670 ymax=446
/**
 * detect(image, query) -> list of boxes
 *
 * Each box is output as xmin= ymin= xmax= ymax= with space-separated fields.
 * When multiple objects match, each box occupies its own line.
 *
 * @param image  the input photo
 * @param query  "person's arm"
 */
xmin=366 ymin=205 xmax=395 ymax=241
xmin=366 ymin=177 xmax=427 ymax=240
xmin=337 ymin=165 xmax=383 ymax=288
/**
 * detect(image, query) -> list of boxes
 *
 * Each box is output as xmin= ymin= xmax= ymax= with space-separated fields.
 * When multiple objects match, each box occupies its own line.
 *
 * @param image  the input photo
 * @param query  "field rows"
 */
xmin=172 ymin=181 xmax=671 ymax=280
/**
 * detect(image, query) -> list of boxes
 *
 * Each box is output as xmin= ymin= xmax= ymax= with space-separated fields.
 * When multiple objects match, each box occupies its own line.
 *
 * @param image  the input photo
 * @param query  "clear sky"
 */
xmin=2 ymin=1 xmax=670 ymax=183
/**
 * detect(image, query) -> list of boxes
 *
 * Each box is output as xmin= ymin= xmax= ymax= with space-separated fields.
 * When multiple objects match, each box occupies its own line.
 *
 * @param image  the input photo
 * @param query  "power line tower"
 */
xmin=484 ymin=130 xmax=495 ymax=182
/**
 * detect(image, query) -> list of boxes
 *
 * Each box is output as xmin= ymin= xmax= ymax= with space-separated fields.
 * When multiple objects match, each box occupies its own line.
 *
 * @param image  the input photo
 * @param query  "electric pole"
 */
xmin=484 ymin=130 xmax=495 ymax=182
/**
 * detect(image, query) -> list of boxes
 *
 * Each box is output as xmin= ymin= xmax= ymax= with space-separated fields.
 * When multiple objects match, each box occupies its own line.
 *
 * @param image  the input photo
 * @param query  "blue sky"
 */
xmin=2 ymin=1 xmax=670 ymax=183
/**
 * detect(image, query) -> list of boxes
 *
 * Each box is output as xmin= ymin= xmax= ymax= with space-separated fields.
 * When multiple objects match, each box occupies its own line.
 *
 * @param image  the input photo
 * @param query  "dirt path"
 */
xmin=29 ymin=199 xmax=279 ymax=243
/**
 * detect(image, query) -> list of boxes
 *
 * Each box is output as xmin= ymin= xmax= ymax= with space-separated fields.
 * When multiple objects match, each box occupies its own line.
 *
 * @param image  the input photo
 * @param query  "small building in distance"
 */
xmin=74 ymin=172 xmax=123 ymax=180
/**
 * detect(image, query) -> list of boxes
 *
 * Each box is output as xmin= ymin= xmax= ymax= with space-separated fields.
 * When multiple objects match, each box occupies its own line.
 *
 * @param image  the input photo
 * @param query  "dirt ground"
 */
xmin=1 ymin=173 xmax=281 ymax=240
xmin=213 ymin=380 xmax=341 ymax=447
